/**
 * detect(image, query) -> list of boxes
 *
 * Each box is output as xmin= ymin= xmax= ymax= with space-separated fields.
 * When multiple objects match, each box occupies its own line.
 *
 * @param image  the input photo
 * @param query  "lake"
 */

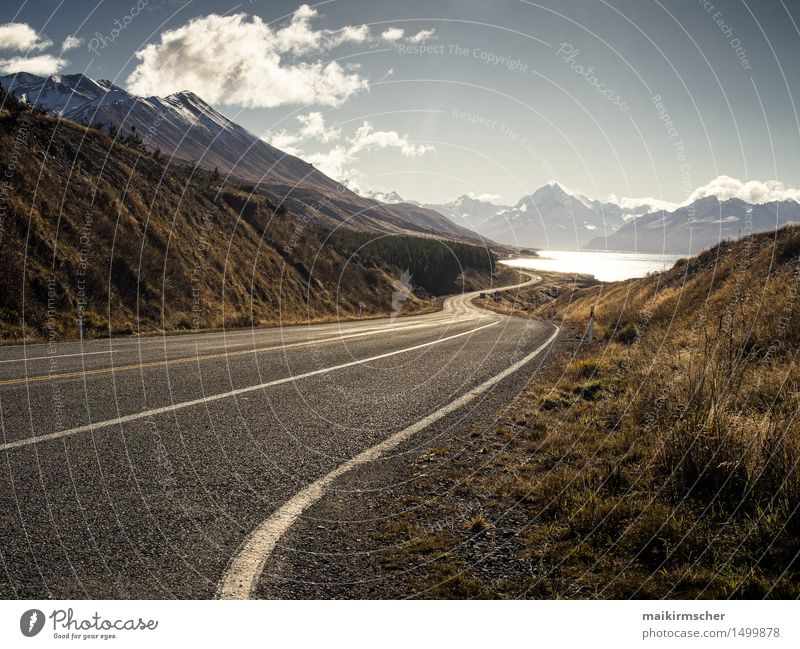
xmin=500 ymin=249 xmax=684 ymax=282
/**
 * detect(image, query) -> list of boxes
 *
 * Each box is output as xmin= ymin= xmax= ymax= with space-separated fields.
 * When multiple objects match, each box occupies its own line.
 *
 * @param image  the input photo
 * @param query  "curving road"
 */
xmin=0 ymin=274 xmax=557 ymax=599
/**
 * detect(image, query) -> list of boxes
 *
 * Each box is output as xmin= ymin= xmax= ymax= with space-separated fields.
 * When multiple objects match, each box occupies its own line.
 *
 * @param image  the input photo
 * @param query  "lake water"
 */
xmin=501 ymin=249 xmax=684 ymax=282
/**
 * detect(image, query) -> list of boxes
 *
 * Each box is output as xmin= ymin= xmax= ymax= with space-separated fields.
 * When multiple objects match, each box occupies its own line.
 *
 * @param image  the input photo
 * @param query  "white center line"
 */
xmin=0 ymin=350 xmax=116 ymax=364
xmin=0 ymin=320 xmax=500 ymax=452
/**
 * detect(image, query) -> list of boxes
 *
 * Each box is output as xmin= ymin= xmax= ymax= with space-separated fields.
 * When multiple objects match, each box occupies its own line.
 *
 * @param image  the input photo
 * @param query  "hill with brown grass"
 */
xmin=0 ymin=97 xmax=498 ymax=343
xmin=380 ymin=225 xmax=800 ymax=598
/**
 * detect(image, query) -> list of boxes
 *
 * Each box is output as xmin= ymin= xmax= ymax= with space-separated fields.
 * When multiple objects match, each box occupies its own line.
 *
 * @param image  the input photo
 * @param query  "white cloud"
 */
xmin=381 ymin=27 xmax=405 ymax=42
xmin=302 ymin=120 xmax=434 ymax=182
xmin=330 ymin=24 xmax=370 ymax=46
xmin=408 ymin=29 xmax=435 ymax=43
xmin=0 ymin=22 xmax=52 ymax=52
xmin=265 ymin=111 xmax=341 ymax=153
xmin=126 ymin=11 xmax=369 ymax=107
xmin=607 ymin=194 xmax=680 ymax=212
xmin=275 ymin=4 xmax=323 ymax=54
xmin=465 ymin=192 xmax=501 ymax=202
xmin=60 ymin=35 xmax=84 ymax=53
xmin=296 ymin=111 xmax=340 ymax=142
xmin=685 ymin=175 xmax=800 ymax=205
xmin=349 ymin=121 xmax=433 ymax=156
xmin=0 ymin=53 xmax=65 ymax=75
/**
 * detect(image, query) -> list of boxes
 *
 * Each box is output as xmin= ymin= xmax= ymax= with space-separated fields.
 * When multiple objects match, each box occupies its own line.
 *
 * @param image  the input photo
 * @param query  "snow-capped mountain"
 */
xmin=0 ymin=72 xmax=339 ymax=190
xmin=479 ymin=183 xmax=630 ymax=249
xmin=421 ymin=182 xmax=799 ymax=251
xmin=423 ymin=195 xmax=512 ymax=231
xmin=358 ymin=189 xmax=407 ymax=204
xmin=420 ymin=183 xmax=650 ymax=249
xmin=0 ymin=73 xmax=131 ymax=118
xmin=0 ymin=72 xmax=481 ymax=241
xmin=584 ymin=196 xmax=800 ymax=254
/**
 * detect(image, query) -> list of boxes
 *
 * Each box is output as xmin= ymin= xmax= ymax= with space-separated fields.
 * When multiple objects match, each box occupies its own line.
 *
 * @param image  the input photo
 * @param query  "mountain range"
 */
xmin=0 ymin=73 xmax=483 ymax=244
xmin=398 ymin=183 xmax=800 ymax=254
xmin=386 ymin=184 xmax=659 ymax=250
xmin=584 ymin=196 xmax=800 ymax=254
xmin=426 ymin=184 xmax=647 ymax=249
xmin=3 ymin=72 xmax=798 ymax=256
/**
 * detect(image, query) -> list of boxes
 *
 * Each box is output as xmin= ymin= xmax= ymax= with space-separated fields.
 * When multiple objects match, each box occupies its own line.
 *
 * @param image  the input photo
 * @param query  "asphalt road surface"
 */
xmin=0 ymin=276 xmax=557 ymax=599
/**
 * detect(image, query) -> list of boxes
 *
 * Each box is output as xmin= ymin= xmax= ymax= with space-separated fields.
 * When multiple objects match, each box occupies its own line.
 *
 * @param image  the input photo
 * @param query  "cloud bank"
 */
xmin=127 ymin=10 xmax=369 ymax=107
xmin=0 ymin=22 xmax=65 ymax=75
xmin=308 ymin=121 xmax=434 ymax=183
xmin=686 ymin=176 xmax=800 ymax=204
xmin=125 ymin=5 xmax=432 ymax=108
xmin=266 ymin=111 xmax=341 ymax=154
xmin=267 ymin=117 xmax=433 ymax=185
xmin=0 ymin=22 xmax=52 ymax=52
xmin=0 ymin=53 xmax=66 ymax=75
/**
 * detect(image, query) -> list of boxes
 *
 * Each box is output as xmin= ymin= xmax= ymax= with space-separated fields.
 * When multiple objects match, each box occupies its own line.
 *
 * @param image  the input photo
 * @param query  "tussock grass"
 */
xmin=385 ymin=226 xmax=800 ymax=598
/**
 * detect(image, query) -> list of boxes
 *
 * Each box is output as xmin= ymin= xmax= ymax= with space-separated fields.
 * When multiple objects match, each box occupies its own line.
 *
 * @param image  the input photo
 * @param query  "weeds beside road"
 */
xmin=381 ymin=227 xmax=800 ymax=598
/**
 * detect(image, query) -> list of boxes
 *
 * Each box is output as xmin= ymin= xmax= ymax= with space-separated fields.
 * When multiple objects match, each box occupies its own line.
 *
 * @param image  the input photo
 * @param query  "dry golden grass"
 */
xmin=0 ymin=107 xmax=502 ymax=343
xmin=384 ymin=226 xmax=800 ymax=598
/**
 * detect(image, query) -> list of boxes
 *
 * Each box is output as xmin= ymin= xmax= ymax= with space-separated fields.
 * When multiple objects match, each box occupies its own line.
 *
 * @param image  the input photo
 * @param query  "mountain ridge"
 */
xmin=0 ymin=72 xmax=487 ymax=245
xmin=413 ymin=181 xmax=800 ymax=253
xmin=0 ymin=94 xmax=504 ymax=341
xmin=584 ymin=195 xmax=800 ymax=254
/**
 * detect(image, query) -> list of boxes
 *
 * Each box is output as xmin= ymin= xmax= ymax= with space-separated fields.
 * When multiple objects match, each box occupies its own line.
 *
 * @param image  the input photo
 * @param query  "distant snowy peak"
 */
xmin=1 ymin=73 xmax=130 ymax=120
xmin=420 ymin=194 xmax=510 ymax=230
xmin=585 ymin=195 xmax=800 ymax=254
xmin=449 ymin=193 xmax=512 ymax=212
xmin=0 ymin=71 xmax=324 ymax=188
xmin=359 ymin=189 xmax=406 ymax=204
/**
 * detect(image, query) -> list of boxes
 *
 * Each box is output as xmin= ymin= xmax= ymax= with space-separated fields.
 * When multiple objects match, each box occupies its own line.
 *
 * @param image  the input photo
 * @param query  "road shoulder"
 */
xmin=252 ymin=320 xmax=567 ymax=599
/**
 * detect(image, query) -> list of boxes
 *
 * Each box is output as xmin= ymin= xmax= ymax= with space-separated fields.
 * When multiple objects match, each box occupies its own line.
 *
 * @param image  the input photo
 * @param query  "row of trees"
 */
xmin=329 ymin=230 xmax=496 ymax=294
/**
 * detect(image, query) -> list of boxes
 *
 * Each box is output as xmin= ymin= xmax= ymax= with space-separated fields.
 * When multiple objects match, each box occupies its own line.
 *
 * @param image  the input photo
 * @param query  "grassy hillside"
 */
xmin=0 ymin=96 xmax=495 ymax=343
xmin=384 ymin=226 xmax=800 ymax=598
xmin=328 ymin=230 xmax=496 ymax=294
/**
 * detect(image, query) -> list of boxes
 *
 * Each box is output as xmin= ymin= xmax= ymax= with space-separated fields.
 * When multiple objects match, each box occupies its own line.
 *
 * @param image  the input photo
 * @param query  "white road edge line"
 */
xmin=0 ymin=321 xmax=501 ymax=452
xmin=216 ymin=323 xmax=559 ymax=600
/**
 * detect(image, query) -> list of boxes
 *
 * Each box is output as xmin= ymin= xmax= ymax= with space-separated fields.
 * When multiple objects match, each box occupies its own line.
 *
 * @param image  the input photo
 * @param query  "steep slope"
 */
xmin=0 ymin=98 xmax=452 ymax=341
xmin=0 ymin=73 xmax=481 ymax=243
xmin=585 ymin=195 xmax=800 ymax=253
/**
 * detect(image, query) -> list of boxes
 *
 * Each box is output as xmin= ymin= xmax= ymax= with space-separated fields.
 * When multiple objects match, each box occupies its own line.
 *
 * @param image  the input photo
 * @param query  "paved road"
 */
xmin=0 ymin=275 xmax=556 ymax=598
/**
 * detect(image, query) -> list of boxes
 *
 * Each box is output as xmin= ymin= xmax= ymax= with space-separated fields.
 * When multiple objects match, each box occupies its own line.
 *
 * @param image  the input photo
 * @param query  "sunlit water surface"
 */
xmin=501 ymin=249 xmax=684 ymax=282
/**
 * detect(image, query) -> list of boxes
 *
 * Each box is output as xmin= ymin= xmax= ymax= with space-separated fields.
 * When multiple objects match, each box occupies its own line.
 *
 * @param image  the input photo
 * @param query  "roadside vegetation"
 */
xmin=327 ymin=230 xmax=497 ymax=295
xmin=384 ymin=226 xmax=800 ymax=598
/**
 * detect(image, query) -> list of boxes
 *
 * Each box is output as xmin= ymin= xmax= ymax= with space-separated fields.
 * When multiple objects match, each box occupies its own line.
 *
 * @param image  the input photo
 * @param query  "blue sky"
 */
xmin=2 ymin=0 xmax=799 ymax=205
